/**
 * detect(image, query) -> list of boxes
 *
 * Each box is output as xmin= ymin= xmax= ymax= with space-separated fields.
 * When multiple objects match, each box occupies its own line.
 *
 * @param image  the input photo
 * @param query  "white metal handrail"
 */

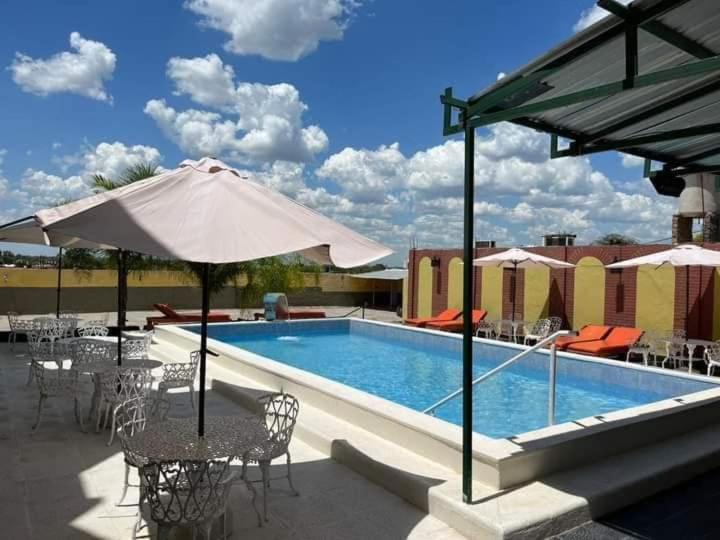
xmin=422 ymin=330 xmax=572 ymax=422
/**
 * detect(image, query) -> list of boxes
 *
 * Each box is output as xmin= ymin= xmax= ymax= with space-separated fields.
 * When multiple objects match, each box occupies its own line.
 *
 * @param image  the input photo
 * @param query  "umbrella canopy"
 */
xmin=35 ymin=157 xmax=391 ymax=266
xmin=0 ymin=219 xmax=129 ymax=359
xmin=472 ymin=247 xmax=575 ymax=269
xmin=605 ymin=244 xmax=720 ymax=269
xmin=472 ymin=248 xmax=574 ymax=321
xmin=32 ymin=157 xmax=392 ymax=436
xmin=0 ymin=220 xmax=115 ymax=250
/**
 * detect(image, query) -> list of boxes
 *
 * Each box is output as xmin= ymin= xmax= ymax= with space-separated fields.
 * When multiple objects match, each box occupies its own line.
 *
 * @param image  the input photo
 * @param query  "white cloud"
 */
xmin=621 ymin=153 xmax=645 ymax=168
xmin=574 ymin=0 xmax=631 ymax=32
xmin=9 ymin=32 xmax=116 ymax=102
xmin=14 ymin=169 xmax=89 ymax=207
xmin=184 ymin=0 xmax=358 ymax=61
xmin=147 ymin=54 xmax=328 ymax=164
xmin=0 ymin=149 xmax=8 ymax=198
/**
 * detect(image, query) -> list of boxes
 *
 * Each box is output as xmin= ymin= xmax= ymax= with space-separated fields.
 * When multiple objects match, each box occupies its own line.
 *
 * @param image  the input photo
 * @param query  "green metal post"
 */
xmin=462 ymin=120 xmax=475 ymax=504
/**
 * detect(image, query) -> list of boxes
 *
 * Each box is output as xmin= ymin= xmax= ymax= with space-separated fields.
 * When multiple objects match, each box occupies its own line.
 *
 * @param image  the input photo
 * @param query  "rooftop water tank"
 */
xmin=678 ymin=173 xmax=718 ymax=217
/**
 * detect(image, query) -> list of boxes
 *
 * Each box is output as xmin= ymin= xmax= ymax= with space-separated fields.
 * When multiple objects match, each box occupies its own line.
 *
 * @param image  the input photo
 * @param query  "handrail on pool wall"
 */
xmin=423 ymin=330 xmax=573 ymax=425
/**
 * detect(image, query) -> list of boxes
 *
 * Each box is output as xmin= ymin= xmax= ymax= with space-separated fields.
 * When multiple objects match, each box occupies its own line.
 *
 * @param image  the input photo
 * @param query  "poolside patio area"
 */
xmin=0 ymin=340 xmax=459 ymax=540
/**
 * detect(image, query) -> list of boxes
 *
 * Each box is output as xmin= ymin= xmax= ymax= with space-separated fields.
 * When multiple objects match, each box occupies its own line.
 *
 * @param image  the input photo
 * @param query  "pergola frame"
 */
xmin=440 ymin=0 xmax=720 ymax=503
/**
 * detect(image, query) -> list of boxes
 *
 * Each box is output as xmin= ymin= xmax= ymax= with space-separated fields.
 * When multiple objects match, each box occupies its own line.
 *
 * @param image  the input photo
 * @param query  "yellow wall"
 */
xmin=447 ymin=257 xmax=463 ymax=310
xmin=481 ymin=266 xmax=503 ymax=320
xmin=572 ymin=256 xmax=605 ymax=330
xmin=636 ymin=265 xmax=675 ymax=336
xmin=524 ymin=267 xmax=550 ymax=321
xmin=416 ymin=257 xmax=433 ymax=317
xmin=0 ymin=268 xmax=387 ymax=293
xmin=402 ymin=277 xmax=409 ymax=318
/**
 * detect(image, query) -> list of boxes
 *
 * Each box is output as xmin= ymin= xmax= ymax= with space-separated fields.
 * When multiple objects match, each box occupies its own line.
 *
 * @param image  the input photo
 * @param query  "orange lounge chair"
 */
xmin=254 ymin=304 xmax=326 ymax=320
xmin=426 ymin=310 xmax=487 ymax=332
xmin=145 ymin=303 xmax=232 ymax=329
xmin=566 ymin=327 xmax=644 ymax=357
xmin=554 ymin=325 xmax=613 ymax=351
xmin=404 ymin=308 xmax=461 ymax=328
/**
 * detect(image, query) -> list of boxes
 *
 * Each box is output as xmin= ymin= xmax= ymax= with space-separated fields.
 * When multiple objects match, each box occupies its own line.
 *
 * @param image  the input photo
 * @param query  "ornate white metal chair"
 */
xmin=626 ymin=332 xmax=652 ymax=366
xmin=31 ymin=359 xmax=84 ymax=431
xmin=122 ymin=333 xmax=153 ymax=360
xmin=523 ymin=319 xmax=551 ymax=345
xmin=475 ymin=320 xmax=497 ymax=339
xmin=7 ymin=312 xmax=33 ymax=351
xmin=140 ymin=458 xmax=235 ymax=540
xmin=26 ymin=331 xmax=66 ymax=385
xmin=663 ymin=340 xmax=686 ymax=370
xmin=98 ymin=367 xmax=153 ymax=444
xmin=71 ymin=338 xmax=116 ymax=369
xmin=77 ymin=322 xmax=110 ymax=337
xmin=241 ymin=392 xmax=300 ymax=523
xmin=548 ymin=316 xmax=562 ymax=333
xmin=158 ymin=351 xmax=200 ymax=409
xmin=115 ymin=396 xmax=170 ymax=507
xmin=497 ymin=320 xmax=515 ymax=341
xmin=32 ymin=317 xmax=65 ymax=342
xmin=705 ymin=343 xmax=720 ymax=377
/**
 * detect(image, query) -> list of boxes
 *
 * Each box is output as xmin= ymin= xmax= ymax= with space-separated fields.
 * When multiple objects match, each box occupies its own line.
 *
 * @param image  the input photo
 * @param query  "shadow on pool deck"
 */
xmin=0 ymin=344 xmax=457 ymax=539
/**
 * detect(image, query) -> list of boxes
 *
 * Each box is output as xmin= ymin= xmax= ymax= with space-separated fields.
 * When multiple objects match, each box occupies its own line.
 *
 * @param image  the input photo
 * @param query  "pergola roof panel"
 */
xmin=449 ymin=0 xmax=720 ymax=181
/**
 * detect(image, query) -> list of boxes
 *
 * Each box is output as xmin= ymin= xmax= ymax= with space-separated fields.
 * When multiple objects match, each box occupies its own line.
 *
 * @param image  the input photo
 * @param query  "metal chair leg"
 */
xmin=286 ymin=451 xmax=299 ymax=496
xmin=189 ymin=384 xmax=195 ymax=410
xmin=32 ymin=395 xmax=46 ymax=430
xmin=260 ymin=461 xmax=270 ymax=522
xmin=118 ymin=463 xmax=131 ymax=505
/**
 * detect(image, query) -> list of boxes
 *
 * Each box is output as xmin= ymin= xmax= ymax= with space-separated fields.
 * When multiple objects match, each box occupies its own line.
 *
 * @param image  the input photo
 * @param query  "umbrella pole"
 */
xmin=116 ymin=249 xmax=125 ymax=366
xmin=198 ymin=262 xmax=210 ymax=438
xmin=685 ymin=264 xmax=690 ymax=336
xmin=511 ymin=264 xmax=517 ymax=322
xmin=55 ymin=247 xmax=63 ymax=318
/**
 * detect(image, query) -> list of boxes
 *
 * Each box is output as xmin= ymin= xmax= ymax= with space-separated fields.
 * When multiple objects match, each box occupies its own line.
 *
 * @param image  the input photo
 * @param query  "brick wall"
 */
xmin=407 ymin=244 xmax=720 ymax=339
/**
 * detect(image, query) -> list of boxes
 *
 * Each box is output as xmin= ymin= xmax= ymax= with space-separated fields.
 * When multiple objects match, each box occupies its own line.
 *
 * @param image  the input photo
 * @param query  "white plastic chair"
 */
xmin=705 ymin=343 xmax=720 ymax=377
xmin=626 ymin=332 xmax=652 ymax=366
xmin=475 ymin=320 xmax=497 ymax=339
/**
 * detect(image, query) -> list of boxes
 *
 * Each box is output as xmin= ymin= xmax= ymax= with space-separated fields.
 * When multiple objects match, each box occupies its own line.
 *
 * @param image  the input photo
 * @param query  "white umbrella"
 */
xmin=0 ymin=220 xmax=119 ymax=317
xmin=472 ymin=248 xmax=575 ymax=320
xmin=33 ymin=157 xmax=392 ymax=435
xmin=606 ymin=244 xmax=720 ymax=334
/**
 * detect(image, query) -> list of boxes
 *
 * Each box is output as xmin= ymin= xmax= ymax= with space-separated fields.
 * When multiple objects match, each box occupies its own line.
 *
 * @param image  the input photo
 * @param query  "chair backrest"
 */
xmin=59 ymin=311 xmax=78 ymax=319
xmin=548 ymin=316 xmax=563 ymax=333
xmin=32 ymin=361 xmax=78 ymax=395
xmin=32 ymin=318 xmax=65 ymax=341
xmin=472 ymin=310 xmax=488 ymax=323
xmin=122 ymin=339 xmax=148 ymax=360
xmin=77 ymin=323 xmax=109 ymax=337
xmin=153 ymin=303 xmax=180 ymax=318
xmin=141 ymin=458 xmax=232 ymax=526
xmin=101 ymin=367 xmax=152 ymax=403
xmin=528 ymin=319 xmax=549 ymax=336
xmin=161 ymin=350 xmax=201 ymax=383
xmin=27 ymin=333 xmax=55 ymax=363
xmin=606 ymin=327 xmax=644 ymax=345
xmin=667 ymin=340 xmax=685 ymax=358
xmin=671 ymin=329 xmax=687 ymax=342
xmin=578 ymin=325 xmax=613 ymax=340
xmin=435 ymin=309 xmax=461 ymax=322
xmin=71 ymin=338 xmax=116 ymax=368
xmin=705 ymin=343 xmax=720 ymax=362
xmin=115 ymin=396 xmax=169 ymax=466
xmin=258 ymin=392 xmax=300 ymax=451
xmin=7 ymin=312 xmax=29 ymax=332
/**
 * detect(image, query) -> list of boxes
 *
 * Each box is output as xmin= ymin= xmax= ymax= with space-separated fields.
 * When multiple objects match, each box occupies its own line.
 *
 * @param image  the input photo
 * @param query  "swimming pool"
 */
xmin=188 ymin=319 xmax=715 ymax=438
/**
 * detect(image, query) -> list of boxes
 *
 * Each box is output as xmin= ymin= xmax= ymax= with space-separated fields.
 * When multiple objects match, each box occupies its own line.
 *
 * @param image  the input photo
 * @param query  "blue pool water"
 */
xmin=192 ymin=320 xmax=715 ymax=438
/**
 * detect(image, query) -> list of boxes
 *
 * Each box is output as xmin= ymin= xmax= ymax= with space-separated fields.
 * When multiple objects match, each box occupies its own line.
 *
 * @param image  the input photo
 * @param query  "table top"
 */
xmin=79 ymin=358 xmax=163 ymax=374
xmin=685 ymin=339 xmax=717 ymax=347
xmin=58 ymin=336 xmax=120 ymax=344
xmin=128 ymin=415 xmax=268 ymax=461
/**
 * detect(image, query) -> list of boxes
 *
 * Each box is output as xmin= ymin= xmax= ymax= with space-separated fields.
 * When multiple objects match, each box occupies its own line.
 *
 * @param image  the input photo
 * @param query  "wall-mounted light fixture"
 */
xmin=609 ymin=255 xmax=623 ymax=274
xmin=430 ymin=256 xmax=441 ymax=267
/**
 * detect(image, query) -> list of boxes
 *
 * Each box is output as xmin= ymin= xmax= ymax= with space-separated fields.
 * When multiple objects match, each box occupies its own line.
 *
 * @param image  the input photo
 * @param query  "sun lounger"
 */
xmin=426 ymin=309 xmax=488 ymax=332
xmin=145 ymin=303 xmax=232 ymax=329
xmin=566 ymin=327 xmax=644 ymax=357
xmin=554 ymin=325 xmax=613 ymax=351
xmin=404 ymin=308 xmax=461 ymax=328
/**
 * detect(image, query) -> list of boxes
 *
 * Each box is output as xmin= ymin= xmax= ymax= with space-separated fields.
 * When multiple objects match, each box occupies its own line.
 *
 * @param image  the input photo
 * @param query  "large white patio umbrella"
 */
xmin=0 ymin=220 xmax=116 ymax=317
xmin=606 ymin=244 xmax=720 ymax=334
xmin=33 ymin=157 xmax=392 ymax=435
xmin=472 ymin=247 xmax=574 ymax=320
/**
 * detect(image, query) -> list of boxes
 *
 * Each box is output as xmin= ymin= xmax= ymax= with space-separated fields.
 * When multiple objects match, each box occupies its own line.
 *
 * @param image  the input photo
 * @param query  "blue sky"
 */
xmin=0 ymin=0 xmax=671 ymax=264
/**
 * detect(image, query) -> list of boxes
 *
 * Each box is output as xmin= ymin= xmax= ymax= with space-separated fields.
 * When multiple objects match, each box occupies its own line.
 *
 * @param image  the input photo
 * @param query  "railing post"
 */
xmin=548 ymin=342 xmax=557 ymax=426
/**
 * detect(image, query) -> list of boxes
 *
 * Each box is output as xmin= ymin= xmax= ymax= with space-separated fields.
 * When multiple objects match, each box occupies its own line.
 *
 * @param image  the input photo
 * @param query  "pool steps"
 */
xmin=150 ymin=333 xmax=720 ymax=539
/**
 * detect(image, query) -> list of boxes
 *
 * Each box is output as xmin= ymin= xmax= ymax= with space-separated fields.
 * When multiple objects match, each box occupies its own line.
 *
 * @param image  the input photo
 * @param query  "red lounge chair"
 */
xmin=555 ymin=325 xmax=613 ymax=351
xmin=566 ymin=327 xmax=644 ymax=357
xmin=145 ymin=303 xmax=232 ymax=329
xmin=404 ymin=308 xmax=461 ymax=328
xmin=426 ymin=310 xmax=488 ymax=332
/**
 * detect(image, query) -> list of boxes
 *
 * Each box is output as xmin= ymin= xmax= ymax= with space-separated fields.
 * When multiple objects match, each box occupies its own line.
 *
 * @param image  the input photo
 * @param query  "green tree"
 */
xmin=594 ymin=233 xmax=638 ymax=245
xmin=91 ymin=162 xmax=159 ymax=192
